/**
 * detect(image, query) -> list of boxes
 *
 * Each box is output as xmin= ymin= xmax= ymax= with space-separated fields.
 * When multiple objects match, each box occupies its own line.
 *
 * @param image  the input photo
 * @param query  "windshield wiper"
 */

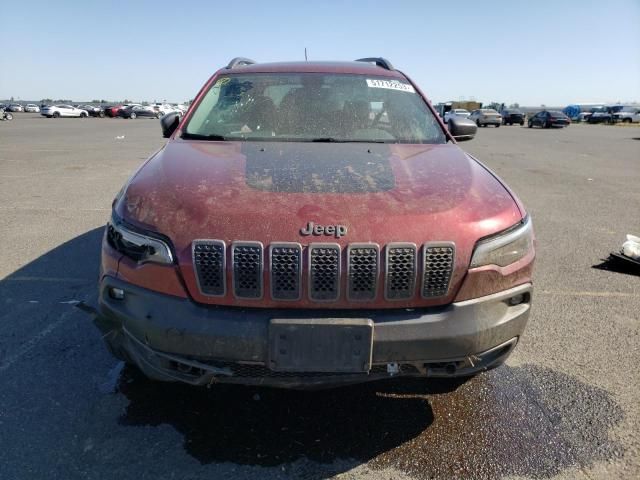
xmin=182 ymin=132 xmax=227 ymax=141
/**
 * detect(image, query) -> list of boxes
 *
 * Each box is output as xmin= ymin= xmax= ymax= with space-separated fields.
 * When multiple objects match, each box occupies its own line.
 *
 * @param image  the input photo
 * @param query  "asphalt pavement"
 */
xmin=0 ymin=114 xmax=638 ymax=479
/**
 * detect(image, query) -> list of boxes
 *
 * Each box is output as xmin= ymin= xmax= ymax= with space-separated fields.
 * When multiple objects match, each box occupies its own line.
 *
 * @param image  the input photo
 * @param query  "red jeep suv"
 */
xmin=97 ymin=57 xmax=535 ymax=388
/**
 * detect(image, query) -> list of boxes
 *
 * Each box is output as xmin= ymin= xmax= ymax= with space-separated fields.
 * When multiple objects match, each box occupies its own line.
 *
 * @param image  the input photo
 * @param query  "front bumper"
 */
xmin=97 ymin=276 xmax=532 ymax=388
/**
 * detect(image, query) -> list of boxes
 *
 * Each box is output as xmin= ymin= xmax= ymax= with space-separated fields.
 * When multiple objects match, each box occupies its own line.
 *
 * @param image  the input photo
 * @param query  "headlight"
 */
xmin=470 ymin=216 xmax=533 ymax=268
xmin=106 ymin=213 xmax=174 ymax=265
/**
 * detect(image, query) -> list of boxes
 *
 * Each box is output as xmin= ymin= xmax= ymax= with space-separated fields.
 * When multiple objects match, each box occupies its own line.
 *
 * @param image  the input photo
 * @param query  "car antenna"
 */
xmin=305 ymin=47 xmax=308 ymax=61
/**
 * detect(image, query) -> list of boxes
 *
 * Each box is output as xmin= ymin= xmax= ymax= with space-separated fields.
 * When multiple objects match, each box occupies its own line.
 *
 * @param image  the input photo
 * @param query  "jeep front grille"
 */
xmin=422 ymin=243 xmax=455 ymax=298
xmin=308 ymin=244 xmax=341 ymax=301
xmin=347 ymin=244 xmax=379 ymax=301
xmin=385 ymin=243 xmax=417 ymax=300
xmin=192 ymin=240 xmax=454 ymax=302
xmin=269 ymin=243 xmax=302 ymax=301
xmin=193 ymin=240 xmax=226 ymax=296
xmin=231 ymin=242 xmax=263 ymax=299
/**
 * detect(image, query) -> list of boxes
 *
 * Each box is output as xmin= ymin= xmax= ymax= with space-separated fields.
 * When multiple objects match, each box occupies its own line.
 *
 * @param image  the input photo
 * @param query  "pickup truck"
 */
xmin=612 ymin=107 xmax=640 ymax=124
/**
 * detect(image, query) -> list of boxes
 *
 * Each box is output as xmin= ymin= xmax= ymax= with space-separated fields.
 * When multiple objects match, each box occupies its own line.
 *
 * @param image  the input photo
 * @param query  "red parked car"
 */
xmin=97 ymin=57 xmax=535 ymax=388
xmin=104 ymin=105 xmax=128 ymax=117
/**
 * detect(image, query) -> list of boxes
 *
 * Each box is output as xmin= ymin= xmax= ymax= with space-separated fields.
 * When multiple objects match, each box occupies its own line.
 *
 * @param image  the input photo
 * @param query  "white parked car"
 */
xmin=173 ymin=104 xmax=188 ymax=114
xmin=444 ymin=108 xmax=470 ymax=123
xmin=152 ymin=103 xmax=177 ymax=116
xmin=469 ymin=109 xmax=502 ymax=127
xmin=24 ymin=104 xmax=40 ymax=113
xmin=41 ymin=105 xmax=89 ymax=118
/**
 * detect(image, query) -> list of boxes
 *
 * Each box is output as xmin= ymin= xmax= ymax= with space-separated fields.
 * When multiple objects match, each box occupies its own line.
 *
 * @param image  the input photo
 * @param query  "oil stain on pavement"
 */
xmin=117 ymin=364 xmax=624 ymax=479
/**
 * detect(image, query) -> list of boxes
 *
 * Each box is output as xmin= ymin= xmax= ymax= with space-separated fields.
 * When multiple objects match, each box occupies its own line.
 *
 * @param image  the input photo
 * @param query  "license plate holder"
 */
xmin=268 ymin=318 xmax=374 ymax=373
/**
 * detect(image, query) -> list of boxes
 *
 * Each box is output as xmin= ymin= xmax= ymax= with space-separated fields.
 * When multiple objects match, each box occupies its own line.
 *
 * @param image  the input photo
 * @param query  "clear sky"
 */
xmin=2 ymin=0 xmax=639 ymax=106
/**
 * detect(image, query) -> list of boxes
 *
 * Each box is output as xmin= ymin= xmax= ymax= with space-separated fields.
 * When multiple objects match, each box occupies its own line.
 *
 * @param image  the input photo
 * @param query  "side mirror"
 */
xmin=448 ymin=117 xmax=477 ymax=142
xmin=160 ymin=112 xmax=181 ymax=138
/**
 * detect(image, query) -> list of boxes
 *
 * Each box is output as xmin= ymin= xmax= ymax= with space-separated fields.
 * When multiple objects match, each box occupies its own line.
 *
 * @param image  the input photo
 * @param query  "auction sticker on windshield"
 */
xmin=366 ymin=79 xmax=415 ymax=93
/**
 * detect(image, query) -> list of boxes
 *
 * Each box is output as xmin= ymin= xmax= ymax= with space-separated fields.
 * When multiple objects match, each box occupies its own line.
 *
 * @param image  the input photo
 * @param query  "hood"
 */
xmin=117 ymin=140 xmax=523 ymax=308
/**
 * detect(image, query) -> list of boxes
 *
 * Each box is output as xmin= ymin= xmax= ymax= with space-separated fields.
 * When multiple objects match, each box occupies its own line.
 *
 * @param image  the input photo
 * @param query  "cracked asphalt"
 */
xmin=0 ymin=114 xmax=638 ymax=479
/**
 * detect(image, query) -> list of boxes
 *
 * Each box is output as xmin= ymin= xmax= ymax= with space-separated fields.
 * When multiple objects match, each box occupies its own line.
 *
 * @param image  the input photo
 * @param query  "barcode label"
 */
xmin=366 ymin=79 xmax=415 ymax=93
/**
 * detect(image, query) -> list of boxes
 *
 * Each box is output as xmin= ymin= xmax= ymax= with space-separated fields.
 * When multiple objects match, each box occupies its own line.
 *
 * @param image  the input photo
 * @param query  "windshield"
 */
xmin=184 ymin=73 xmax=446 ymax=144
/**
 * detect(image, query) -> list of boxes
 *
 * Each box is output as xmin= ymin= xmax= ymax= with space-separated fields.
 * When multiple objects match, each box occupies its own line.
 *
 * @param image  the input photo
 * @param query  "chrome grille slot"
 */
xmin=422 ymin=243 xmax=455 ymax=298
xmin=193 ymin=240 xmax=226 ymax=296
xmin=347 ymin=244 xmax=379 ymax=301
xmin=270 ymin=243 xmax=302 ymax=301
xmin=309 ymin=244 xmax=341 ymax=301
xmin=385 ymin=243 xmax=417 ymax=300
xmin=232 ymin=242 xmax=263 ymax=299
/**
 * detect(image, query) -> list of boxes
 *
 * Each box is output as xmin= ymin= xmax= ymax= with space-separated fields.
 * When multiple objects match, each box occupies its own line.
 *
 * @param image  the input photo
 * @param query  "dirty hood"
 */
xmin=117 ymin=140 xmax=523 ymax=306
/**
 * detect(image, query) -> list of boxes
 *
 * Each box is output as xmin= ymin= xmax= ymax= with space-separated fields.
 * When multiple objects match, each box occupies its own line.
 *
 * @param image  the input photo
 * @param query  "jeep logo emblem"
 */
xmin=300 ymin=221 xmax=347 ymax=239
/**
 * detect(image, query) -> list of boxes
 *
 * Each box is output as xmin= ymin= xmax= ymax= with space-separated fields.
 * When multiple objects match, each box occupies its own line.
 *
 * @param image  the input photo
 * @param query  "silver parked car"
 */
xmin=469 ymin=109 xmax=502 ymax=127
xmin=24 ymin=104 xmax=40 ymax=113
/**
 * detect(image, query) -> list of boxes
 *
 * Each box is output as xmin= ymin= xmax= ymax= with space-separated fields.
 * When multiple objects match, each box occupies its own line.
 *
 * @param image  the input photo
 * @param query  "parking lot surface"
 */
xmin=0 ymin=115 xmax=638 ymax=479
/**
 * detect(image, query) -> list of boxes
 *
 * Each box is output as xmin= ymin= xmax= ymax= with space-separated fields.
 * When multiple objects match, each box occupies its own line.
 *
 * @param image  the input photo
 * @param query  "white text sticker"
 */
xmin=366 ymin=79 xmax=415 ymax=93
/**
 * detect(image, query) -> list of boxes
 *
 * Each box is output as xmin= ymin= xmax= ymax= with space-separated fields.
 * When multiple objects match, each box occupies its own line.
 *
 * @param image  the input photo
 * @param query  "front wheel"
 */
xmin=476 ymin=119 xmax=481 ymax=127
xmin=528 ymin=121 xmax=533 ymax=128
xmin=4 ymin=113 xmax=13 ymax=121
xmin=495 ymin=124 xmax=500 ymax=128
xmin=156 ymin=111 xmax=162 ymax=119
xmin=99 ymin=111 xmax=105 ymax=118
xmin=53 ymin=111 xmax=60 ymax=118
xmin=130 ymin=112 xmax=137 ymax=119
xmin=520 ymin=121 xmax=524 ymax=126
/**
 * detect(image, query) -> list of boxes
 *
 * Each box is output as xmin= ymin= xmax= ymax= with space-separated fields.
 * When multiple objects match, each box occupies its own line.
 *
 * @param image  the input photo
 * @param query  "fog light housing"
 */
xmin=508 ymin=293 xmax=525 ymax=306
xmin=109 ymin=287 xmax=125 ymax=300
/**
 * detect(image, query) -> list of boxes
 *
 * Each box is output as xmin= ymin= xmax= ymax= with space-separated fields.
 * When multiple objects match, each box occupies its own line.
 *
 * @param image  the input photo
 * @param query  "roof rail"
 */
xmin=355 ymin=57 xmax=394 ymax=71
xmin=226 ymin=57 xmax=256 ymax=69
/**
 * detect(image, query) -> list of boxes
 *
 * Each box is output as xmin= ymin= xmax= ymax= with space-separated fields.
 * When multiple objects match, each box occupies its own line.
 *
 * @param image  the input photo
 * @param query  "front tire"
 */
xmin=53 ymin=112 xmax=60 ymax=118
xmin=130 ymin=112 xmax=137 ymax=119
xmin=495 ymin=123 xmax=500 ymax=128
xmin=4 ymin=113 xmax=13 ymax=121
xmin=99 ymin=111 xmax=105 ymax=118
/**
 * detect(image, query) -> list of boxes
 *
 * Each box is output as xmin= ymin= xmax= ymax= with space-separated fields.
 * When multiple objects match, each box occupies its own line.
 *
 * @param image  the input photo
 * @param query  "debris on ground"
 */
xmin=621 ymin=234 xmax=640 ymax=260
xmin=608 ymin=234 xmax=640 ymax=271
